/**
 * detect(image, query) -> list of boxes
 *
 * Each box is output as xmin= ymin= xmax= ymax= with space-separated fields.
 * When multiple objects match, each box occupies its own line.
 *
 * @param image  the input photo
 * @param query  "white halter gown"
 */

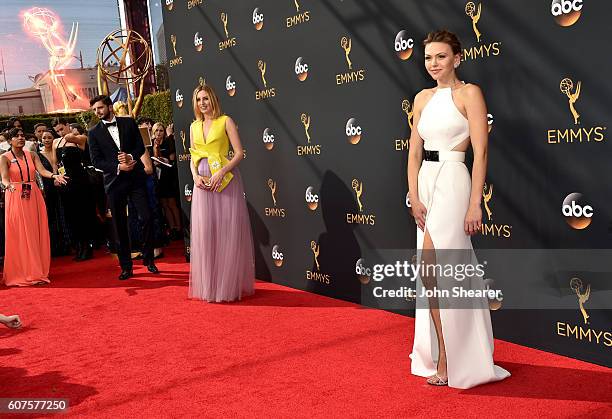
xmin=409 ymin=86 xmax=510 ymax=389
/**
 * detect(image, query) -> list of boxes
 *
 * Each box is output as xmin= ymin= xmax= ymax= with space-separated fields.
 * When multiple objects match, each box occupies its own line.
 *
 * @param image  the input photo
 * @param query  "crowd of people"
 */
xmin=0 ymin=112 xmax=183 ymax=286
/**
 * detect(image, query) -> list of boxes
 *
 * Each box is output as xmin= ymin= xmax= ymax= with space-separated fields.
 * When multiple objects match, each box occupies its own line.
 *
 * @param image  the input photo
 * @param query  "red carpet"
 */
xmin=1 ymin=244 xmax=610 ymax=418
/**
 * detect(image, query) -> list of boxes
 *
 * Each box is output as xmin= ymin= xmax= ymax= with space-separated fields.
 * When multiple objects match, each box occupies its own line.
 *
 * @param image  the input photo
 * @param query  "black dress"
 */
xmin=39 ymin=152 xmax=71 ymax=256
xmin=56 ymin=142 xmax=97 ymax=256
xmin=155 ymin=135 xmax=179 ymax=199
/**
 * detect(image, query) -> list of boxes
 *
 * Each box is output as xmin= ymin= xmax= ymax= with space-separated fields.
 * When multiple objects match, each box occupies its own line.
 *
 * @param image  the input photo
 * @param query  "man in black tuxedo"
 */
xmin=88 ymin=95 xmax=159 ymax=280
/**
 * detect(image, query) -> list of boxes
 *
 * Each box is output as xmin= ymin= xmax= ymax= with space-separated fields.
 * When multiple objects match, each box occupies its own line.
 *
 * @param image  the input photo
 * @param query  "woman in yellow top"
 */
xmin=188 ymin=84 xmax=255 ymax=302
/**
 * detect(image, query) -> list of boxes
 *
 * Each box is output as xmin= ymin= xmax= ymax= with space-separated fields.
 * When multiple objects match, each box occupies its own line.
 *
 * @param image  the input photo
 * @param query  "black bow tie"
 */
xmin=104 ymin=121 xmax=117 ymax=128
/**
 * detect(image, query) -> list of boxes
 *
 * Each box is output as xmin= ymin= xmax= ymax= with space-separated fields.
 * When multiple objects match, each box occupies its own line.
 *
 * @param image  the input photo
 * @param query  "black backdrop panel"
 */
xmin=162 ymin=0 xmax=611 ymax=367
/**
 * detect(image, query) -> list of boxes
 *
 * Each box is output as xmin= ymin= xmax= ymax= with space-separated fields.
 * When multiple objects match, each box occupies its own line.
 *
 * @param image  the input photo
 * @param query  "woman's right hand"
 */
xmin=411 ymin=198 xmax=427 ymax=231
xmin=193 ymin=175 xmax=207 ymax=190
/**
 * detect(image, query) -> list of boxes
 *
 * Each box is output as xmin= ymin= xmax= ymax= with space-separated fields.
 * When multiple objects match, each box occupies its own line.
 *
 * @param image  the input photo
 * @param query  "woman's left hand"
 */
xmin=54 ymin=174 xmax=69 ymax=186
xmin=464 ymin=203 xmax=482 ymax=235
xmin=208 ymin=170 xmax=226 ymax=192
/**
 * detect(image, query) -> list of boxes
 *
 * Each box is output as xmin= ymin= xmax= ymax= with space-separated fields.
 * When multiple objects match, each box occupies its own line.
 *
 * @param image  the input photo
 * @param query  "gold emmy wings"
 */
xmin=189 ymin=115 xmax=234 ymax=192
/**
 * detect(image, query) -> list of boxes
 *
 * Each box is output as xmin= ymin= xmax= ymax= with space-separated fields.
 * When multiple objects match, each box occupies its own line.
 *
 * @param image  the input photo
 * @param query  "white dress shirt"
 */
xmin=103 ymin=117 xmax=121 ymax=150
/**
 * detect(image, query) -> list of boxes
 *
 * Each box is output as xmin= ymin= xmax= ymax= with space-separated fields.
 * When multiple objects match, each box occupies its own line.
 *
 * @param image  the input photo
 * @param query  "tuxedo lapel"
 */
xmin=98 ymin=121 xmax=119 ymax=152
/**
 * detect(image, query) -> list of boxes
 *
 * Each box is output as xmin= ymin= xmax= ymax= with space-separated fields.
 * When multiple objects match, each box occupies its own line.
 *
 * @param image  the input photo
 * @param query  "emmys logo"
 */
xmin=253 ymin=7 xmax=264 ymax=30
xmin=346 ymin=178 xmax=376 ymax=226
xmin=169 ymin=35 xmax=183 ymax=68
xmin=561 ymin=77 xmax=581 ymax=125
xmin=462 ymin=2 xmax=502 ymax=62
xmin=305 ymin=186 xmax=319 ymax=211
xmin=562 ymin=193 xmax=593 ymax=230
xmin=272 ymin=244 xmax=284 ymax=267
xmin=395 ymin=99 xmax=414 ymax=151
xmin=218 ymin=12 xmax=237 ymax=50
xmin=295 ymin=57 xmax=309 ymax=82
xmin=551 ymin=0 xmax=583 ymax=26
xmin=480 ymin=182 xmax=512 ymax=238
xmin=187 ymin=0 xmax=203 ymax=10
xmin=336 ymin=36 xmax=366 ymax=85
xmin=286 ymin=0 xmax=310 ymax=28
xmin=556 ymin=277 xmax=611 ymax=347
xmin=165 ymin=0 xmax=173 ymax=11
xmin=345 ymin=118 xmax=362 ymax=145
xmin=184 ymin=184 xmax=192 ymax=202
xmin=178 ymin=130 xmax=191 ymax=162
xmin=297 ymin=113 xmax=321 ymax=155
xmin=265 ymin=179 xmax=286 ymax=218
xmin=225 ymin=75 xmax=236 ymax=97
xmin=571 ymin=277 xmax=590 ymax=324
xmin=394 ymin=30 xmax=414 ymax=60
xmin=255 ymin=60 xmax=277 ymax=100
xmin=547 ymin=78 xmax=607 ymax=144
xmin=262 ymin=128 xmax=275 ymax=150
xmin=487 ymin=113 xmax=494 ymax=133
xmin=306 ymin=240 xmax=330 ymax=284
xmin=355 ymin=258 xmax=372 ymax=284
xmin=175 ymin=89 xmax=183 ymax=108
xmin=194 ymin=32 xmax=203 ymax=52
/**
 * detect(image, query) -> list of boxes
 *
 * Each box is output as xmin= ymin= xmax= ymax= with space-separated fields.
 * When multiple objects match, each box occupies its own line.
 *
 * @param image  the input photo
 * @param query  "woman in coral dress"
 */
xmin=1 ymin=128 xmax=68 ymax=286
xmin=188 ymin=83 xmax=254 ymax=302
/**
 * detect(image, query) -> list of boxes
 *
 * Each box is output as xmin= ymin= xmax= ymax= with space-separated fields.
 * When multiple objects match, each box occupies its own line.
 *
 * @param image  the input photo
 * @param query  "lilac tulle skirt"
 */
xmin=189 ymin=158 xmax=255 ymax=302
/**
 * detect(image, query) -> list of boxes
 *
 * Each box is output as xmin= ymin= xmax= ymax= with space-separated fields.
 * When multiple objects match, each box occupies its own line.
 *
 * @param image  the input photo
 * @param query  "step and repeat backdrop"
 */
xmin=162 ymin=0 xmax=611 ymax=366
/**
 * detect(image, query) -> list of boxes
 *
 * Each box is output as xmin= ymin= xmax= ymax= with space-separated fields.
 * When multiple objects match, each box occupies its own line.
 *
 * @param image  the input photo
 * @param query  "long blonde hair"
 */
xmin=192 ymin=84 xmax=223 ymax=121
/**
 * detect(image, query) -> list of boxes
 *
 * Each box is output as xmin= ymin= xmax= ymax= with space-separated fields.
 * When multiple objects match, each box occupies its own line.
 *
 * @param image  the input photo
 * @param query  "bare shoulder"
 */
xmin=458 ymin=83 xmax=484 ymax=101
xmin=414 ymin=88 xmax=435 ymax=109
xmin=224 ymin=115 xmax=236 ymax=128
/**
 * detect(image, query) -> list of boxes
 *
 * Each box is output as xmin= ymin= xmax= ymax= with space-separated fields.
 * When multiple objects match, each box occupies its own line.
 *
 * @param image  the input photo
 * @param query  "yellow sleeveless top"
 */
xmin=190 ymin=115 xmax=234 ymax=192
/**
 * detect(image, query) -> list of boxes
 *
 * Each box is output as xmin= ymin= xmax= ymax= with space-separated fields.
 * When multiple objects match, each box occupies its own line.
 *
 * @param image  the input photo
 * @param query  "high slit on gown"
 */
xmin=409 ymin=86 xmax=510 ymax=389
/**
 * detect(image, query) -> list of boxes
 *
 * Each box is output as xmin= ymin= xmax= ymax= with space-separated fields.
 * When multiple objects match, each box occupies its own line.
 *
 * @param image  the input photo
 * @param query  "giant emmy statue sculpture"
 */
xmin=96 ymin=29 xmax=152 ymax=117
xmin=22 ymin=7 xmax=80 ymax=112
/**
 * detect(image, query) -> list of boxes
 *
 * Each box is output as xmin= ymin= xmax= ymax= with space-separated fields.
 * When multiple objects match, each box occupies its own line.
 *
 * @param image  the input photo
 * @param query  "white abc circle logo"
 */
xmin=175 ymin=89 xmax=183 ymax=107
xmin=272 ymin=244 xmax=284 ymax=266
xmin=345 ymin=117 xmax=362 ymax=144
xmin=562 ymin=192 xmax=593 ymax=229
xmin=166 ymin=0 xmax=174 ymax=11
xmin=394 ymin=30 xmax=414 ymax=60
xmin=487 ymin=113 xmax=494 ymax=133
xmin=551 ymin=0 xmax=583 ymax=26
xmin=262 ymin=128 xmax=275 ymax=150
xmin=252 ymin=8 xmax=264 ymax=30
xmin=294 ymin=57 xmax=309 ymax=82
xmin=194 ymin=32 xmax=203 ymax=51
xmin=184 ymin=184 xmax=192 ymax=201
xmin=305 ymin=186 xmax=319 ymax=210
xmin=225 ymin=75 xmax=236 ymax=96
xmin=355 ymin=258 xmax=371 ymax=284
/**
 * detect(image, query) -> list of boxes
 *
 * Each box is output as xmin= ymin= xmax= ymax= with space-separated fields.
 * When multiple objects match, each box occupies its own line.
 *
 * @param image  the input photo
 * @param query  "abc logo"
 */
xmin=551 ymin=0 xmax=583 ymax=26
xmin=394 ymin=30 xmax=414 ymax=60
xmin=272 ymin=244 xmax=284 ymax=267
xmin=184 ymin=184 xmax=192 ymax=202
xmin=562 ymin=192 xmax=593 ymax=229
xmin=487 ymin=113 xmax=494 ymax=133
xmin=305 ymin=186 xmax=319 ymax=211
xmin=166 ymin=0 xmax=173 ymax=11
xmin=345 ymin=118 xmax=362 ymax=144
xmin=175 ymin=89 xmax=183 ymax=108
xmin=355 ymin=258 xmax=371 ymax=284
xmin=294 ymin=57 xmax=309 ymax=82
xmin=194 ymin=32 xmax=203 ymax=52
xmin=225 ymin=75 xmax=236 ymax=96
xmin=252 ymin=8 xmax=264 ymax=30
xmin=262 ymin=128 xmax=275 ymax=150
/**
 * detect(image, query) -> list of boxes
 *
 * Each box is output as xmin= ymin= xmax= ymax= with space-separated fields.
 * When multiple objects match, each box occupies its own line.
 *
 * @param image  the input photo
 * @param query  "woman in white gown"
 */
xmin=407 ymin=30 xmax=510 ymax=388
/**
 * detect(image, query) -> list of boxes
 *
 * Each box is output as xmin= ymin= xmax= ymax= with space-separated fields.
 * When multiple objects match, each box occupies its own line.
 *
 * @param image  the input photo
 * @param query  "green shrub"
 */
xmin=140 ymin=90 xmax=173 ymax=125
